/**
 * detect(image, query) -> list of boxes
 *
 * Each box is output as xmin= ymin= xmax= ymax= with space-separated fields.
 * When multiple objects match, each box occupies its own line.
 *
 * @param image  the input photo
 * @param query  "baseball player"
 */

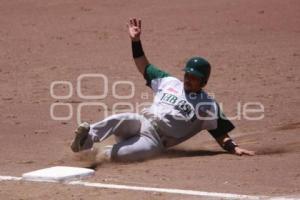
xmin=70 ymin=18 xmax=255 ymax=162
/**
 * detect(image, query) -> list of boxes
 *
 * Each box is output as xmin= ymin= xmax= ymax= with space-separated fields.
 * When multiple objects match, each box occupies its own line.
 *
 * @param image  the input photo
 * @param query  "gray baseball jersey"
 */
xmin=141 ymin=64 xmax=221 ymax=147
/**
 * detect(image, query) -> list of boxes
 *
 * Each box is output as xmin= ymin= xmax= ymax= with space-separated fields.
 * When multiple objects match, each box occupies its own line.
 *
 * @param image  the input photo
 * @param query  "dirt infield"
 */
xmin=0 ymin=0 xmax=299 ymax=199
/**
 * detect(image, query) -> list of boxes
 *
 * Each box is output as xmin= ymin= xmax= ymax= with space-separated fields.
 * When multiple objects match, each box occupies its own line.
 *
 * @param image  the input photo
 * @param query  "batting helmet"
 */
xmin=183 ymin=56 xmax=211 ymax=85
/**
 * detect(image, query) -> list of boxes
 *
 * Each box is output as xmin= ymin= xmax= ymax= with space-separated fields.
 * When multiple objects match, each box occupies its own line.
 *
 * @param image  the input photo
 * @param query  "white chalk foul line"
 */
xmin=0 ymin=175 xmax=299 ymax=200
xmin=0 ymin=175 xmax=22 ymax=181
xmin=68 ymin=180 xmax=263 ymax=199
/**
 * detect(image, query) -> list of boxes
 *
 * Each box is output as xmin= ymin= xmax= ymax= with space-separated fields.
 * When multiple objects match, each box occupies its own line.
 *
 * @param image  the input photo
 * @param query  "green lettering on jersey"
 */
xmin=161 ymin=93 xmax=178 ymax=105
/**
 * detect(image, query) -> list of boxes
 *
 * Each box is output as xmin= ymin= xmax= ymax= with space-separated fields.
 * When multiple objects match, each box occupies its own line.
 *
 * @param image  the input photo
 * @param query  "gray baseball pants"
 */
xmin=81 ymin=113 xmax=164 ymax=162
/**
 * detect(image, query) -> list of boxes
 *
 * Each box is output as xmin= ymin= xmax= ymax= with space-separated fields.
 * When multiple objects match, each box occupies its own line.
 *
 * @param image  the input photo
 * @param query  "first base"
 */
xmin=22 ymin=166 xmax=95 ymax=182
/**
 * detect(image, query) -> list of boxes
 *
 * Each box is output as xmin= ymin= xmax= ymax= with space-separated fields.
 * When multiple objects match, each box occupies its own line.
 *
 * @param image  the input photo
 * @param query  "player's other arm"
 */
xmin=127 ymin=18 xmax=149 ymax=74
xmin=208 ymin=104 xmax=255 ymax=156
xmin=214 ymin=133 xmax=255 ymax=156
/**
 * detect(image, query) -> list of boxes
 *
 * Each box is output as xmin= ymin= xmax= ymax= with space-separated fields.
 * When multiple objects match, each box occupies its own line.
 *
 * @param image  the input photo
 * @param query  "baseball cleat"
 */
xmin=70 ymin=122 xmax=90 ymax=152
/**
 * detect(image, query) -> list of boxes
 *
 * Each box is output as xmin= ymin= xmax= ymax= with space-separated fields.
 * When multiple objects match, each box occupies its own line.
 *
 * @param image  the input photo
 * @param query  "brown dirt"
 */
xmin=0 ymin=0 xmax=300 ymax=199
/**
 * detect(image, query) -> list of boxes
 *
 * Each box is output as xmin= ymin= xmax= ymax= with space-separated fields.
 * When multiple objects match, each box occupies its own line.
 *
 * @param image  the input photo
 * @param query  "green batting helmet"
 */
xmin=183 ymin=56 xmax=211 ymax=84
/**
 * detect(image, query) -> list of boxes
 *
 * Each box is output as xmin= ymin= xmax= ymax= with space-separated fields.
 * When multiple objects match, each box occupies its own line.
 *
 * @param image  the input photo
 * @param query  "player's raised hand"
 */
xmin=127 ymin=18 xmax=142 ymax=41
xmin=234 ymin=147 xmax=255 ymax=156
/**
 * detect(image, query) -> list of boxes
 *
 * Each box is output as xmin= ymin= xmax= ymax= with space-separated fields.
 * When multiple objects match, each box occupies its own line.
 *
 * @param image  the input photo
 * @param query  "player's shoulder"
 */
xmin=161 ymin=76 xmax=181 ymax=83
xmin=153 ymin=75 xmax=180 ymax=85
xmin=158 ymin=76 xmax=182 ymax=88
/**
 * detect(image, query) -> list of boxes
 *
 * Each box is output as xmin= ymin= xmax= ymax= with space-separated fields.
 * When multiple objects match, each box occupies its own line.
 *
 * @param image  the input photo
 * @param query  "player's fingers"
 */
xmin=129 ymin=18 xmax=134 ymax=26
xmin=246 ymin=150 xmax=255 ymax=156
xmin=138 ymin=19 xmax=141 ymax=29
xmin=133 ymin=18 xmax=138 ymax=26
xmin=241 ymin=150 xmax=255 ymax=156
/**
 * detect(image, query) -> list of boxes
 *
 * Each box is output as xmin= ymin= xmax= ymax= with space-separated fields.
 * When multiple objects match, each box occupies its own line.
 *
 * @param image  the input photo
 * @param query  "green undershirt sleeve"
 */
xmin=143 ymin=64 xmax=170 ymax=87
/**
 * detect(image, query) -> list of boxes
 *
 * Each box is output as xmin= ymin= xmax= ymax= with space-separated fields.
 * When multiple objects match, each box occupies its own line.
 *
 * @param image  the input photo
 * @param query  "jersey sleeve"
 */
xmin=208 ymin=103 xmax=235 ymax=138
xmin=144 ymin=64 xmax=170 ymax=92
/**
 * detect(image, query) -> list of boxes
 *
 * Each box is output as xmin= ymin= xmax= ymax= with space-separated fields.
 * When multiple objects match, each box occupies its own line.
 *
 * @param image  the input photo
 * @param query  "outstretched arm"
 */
xmin=208 ymin=103 xmax=255 ymax=156
xmin=214 ymin=133 xmax=255 ymax=156
xmin=127 ymin=18 xmax=150 ymax=74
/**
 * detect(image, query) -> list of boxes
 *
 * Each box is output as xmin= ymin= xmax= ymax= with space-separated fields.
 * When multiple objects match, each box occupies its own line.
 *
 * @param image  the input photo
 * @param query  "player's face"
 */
xmin=183 ymin=73 xmax=203 ymax=92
